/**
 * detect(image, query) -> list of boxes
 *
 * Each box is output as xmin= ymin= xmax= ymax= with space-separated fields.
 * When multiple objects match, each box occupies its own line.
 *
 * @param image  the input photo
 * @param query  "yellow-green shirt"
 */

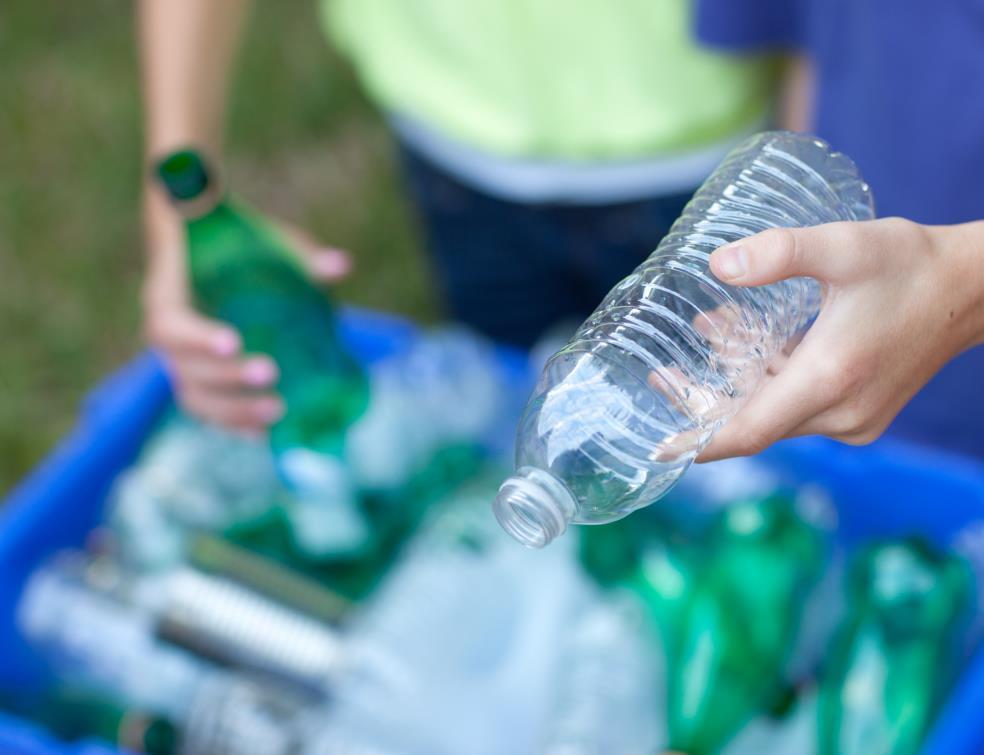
xmin=323 ymin=0 xmax=776 ymax=161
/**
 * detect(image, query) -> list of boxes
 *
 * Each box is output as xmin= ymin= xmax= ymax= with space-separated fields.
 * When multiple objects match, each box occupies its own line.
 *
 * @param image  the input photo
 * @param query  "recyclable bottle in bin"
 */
xmin=493 ymin=131 xmax=874 ymax=547
xmin=817 ymin=538 xmax=972 ymax=755
xmin=6 ymin=688 xmax=178 ymax=755
xmin=542 ymin=595 xmax=666 ymax=754
xmin=665 ymin=494 xmax=824 ymax=755
xmin=156 ymin=150 xmax=371 ymax=556
xmin=626 ymin=533 xmax=697 ymax=657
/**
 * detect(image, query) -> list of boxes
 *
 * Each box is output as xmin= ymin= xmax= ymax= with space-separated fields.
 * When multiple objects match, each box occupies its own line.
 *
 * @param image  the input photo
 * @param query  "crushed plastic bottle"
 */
xmin=493 ymin=131 xmax=874 ymax=547
xmin=342 ymin=471 xmax=591 ymax=755
xmin=17 ymin=554 xmax=213 ymax=721
xmin=107 ymin=417 xmax=280 ymax=570
xmin=345 ymin=328 xmax=503 ymax=493
xmin=126 ymin=564 xmax=349 ymax=695
xmin=541 ymin=594 xmax=666 ymax=755
xmin=179 ymin=675 xmax=309 ymax=755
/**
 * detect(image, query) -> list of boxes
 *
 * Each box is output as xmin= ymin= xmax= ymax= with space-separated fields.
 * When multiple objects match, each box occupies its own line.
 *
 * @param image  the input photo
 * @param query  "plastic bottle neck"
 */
xmin=493 ymin=467 xmax=577 ymax=548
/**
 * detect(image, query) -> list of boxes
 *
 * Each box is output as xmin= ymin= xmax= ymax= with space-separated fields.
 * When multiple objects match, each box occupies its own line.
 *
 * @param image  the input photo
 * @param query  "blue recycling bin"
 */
xmin=2 ymin=309 xmax=983 ymax=754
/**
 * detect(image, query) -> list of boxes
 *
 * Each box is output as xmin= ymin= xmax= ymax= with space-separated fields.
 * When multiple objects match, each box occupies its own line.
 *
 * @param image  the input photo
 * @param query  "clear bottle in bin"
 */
xmin=542 ymin=594 xmax=666 ymax=755
xmin=16 ymin=554 xmax=212 ymax=721
xmin=345 ymin=328 xmax=502 ymax=494
xmin=107 ymin=416 xmax=280 ymax=571
xmin=493 ymin=131 xmax=874 ymax=547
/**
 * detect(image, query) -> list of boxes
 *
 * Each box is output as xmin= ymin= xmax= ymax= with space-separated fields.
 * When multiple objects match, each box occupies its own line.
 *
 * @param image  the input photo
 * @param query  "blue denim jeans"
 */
xmin=399 ymin=143 xmax=693 ymax=348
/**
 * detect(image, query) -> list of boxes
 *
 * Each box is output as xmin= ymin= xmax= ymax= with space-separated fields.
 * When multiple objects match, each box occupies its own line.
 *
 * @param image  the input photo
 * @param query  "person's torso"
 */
xmin=804 ymin=0 xmax=984 ymax=226
xmin=324 ymin=0 xmax=777 ymax=161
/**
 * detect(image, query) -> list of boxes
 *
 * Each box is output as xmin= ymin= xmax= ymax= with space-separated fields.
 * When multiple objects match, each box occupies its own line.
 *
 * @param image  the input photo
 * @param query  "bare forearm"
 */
xmin=933 ymin=220 xmax=984 ymax=352
xmin=777 ymin=54 xmax=815 ymax=133
xmin=138 ymin=0 xmax=250 ymax=303
xmin=138 ymin=0 xmax=249 ymax=159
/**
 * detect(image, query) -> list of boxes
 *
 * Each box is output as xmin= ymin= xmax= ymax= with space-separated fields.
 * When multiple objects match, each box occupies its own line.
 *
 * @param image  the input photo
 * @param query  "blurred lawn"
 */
xmin=0 ymin=2 xmax=437 ymax=493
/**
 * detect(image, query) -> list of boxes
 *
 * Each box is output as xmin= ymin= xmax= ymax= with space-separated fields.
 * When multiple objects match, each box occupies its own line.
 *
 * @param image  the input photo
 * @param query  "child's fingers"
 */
xmin=305 ymin=247 xmax=351 ymax=282
xmin=696 ymin=347 xmax=837 ymax=462
xmin=175 ymin=354 xmax=279 ymax=391
xmin=709 ymin=223 xmax=861 ymax=288
xmin=179 ymin=387 xmax=285 ymax=432
xmin=274 ymin=221 xmax=353 ymax=282
xmin=147 ymin=309 xmax=241 ymax=358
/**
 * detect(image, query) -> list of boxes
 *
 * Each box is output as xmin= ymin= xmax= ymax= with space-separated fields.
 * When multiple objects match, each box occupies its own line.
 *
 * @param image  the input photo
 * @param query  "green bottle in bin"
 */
xmin=156 ymin=149 xmax=371 ymax=555
xmin=817 ymin=538 xmax=972 ymax=755
xmin=579 ymin=504 xmax=681 ymax=588
xmin=626 ymin=534 xmax=697 ymax=660
xmin=665 ymin=494 xmax=824 ymax=755
xmin=579 ymin=517 xmax=651 ymax=587
xmin=9 ymin=687 xmax=177 ymax=755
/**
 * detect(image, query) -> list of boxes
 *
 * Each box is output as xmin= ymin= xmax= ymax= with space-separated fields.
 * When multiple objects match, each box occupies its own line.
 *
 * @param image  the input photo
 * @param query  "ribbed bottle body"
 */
xmin=509 ymin=133 xmax=874 ymax=532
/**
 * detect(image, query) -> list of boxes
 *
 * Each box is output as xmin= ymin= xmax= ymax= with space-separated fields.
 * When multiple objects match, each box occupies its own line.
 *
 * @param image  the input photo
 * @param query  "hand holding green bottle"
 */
xmin=145 ymin=151 xmax=353 ymax=434
xmin=155 ymin=149 xmax=372 ymax=557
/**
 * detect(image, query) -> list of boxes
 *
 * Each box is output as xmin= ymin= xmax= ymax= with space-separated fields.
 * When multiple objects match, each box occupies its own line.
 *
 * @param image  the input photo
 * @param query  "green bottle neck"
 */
xmin=171 ymin=186 xmax=224 ymax=222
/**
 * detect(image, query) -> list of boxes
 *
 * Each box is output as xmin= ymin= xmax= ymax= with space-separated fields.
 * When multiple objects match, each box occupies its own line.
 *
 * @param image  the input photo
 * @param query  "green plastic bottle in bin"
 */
xmin=156 ymin=149 xmax=370 ymax=555
xmin=5 ymin=687 xmax=178 ymax=755
xmin=665 ymin=494 xmax=824 ymax=755
xmin=817 ymin=538 xmax=972 ymax=755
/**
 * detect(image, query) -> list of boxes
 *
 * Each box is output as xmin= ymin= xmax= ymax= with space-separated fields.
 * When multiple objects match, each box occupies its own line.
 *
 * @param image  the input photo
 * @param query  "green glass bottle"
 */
xmin=817 ymin=538 xmax=972 ymax=755
xmin=20 ymin=687 xmax=177 ymax=754
xmin=580 ymin=505 xmax=676 ymax=588
xmin=157 ymin=149 xmax=372 ymax=557
xmin=626 ymin=535 xmax=697 ymax=660
xmin=665 ymin=494 xmax=824 ymax=755
xmin=156 ymin=149 xmax=369 ymax=458
xmin=579 ymin=518 xmax=649 ymax=588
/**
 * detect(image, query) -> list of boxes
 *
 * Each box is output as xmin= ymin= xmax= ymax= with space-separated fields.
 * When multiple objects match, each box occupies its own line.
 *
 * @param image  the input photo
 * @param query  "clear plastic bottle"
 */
xmin=541 ymin=594 xmax=666 ymax=755
xmin=345 ymin=328 xmax=503 ymax=493
xmin=494 ymin=131 xmax=874 ymax=548
xmin=17 ymin=554 xmax=213 ymax=721
xmin=129 ymin=564 xmax=348 ymax=694
xmin=106 ymin=416 xmax=280 ymax=571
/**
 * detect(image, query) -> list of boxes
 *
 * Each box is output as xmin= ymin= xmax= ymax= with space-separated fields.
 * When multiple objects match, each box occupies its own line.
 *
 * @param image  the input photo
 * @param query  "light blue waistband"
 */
xmin=391 ymin=112 xmax=766 ymax=205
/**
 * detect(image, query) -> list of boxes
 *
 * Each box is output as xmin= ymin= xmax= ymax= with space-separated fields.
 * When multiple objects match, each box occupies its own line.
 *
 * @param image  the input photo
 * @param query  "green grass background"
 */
xmin=0 ymin=2 xmax=436 ymax=492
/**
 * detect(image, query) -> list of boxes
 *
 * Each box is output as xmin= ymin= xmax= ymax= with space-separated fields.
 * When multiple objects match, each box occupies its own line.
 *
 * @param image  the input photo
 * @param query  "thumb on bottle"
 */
xmin=709 ymin=226 xmax=838 ymax=287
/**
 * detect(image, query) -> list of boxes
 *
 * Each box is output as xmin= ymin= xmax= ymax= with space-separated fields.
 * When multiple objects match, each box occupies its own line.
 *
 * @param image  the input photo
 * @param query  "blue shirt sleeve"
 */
xmin=694 ymin=0 xmax=806 ymax=52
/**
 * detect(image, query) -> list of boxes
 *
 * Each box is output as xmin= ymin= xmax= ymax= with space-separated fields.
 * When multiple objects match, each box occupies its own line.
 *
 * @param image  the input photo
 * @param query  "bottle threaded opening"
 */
xmin=493 ymin=467 xmax=577 ymax=549
xmin=156 ymin=149 xmax=211 ymax=202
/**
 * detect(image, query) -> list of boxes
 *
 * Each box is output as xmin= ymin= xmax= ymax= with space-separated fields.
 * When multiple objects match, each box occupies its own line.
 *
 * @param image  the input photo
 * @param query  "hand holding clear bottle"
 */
xmin=699 ymin=217 xmax=984 ymax=460
xmin=494 ymin=131 xmax=875 ymax=547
